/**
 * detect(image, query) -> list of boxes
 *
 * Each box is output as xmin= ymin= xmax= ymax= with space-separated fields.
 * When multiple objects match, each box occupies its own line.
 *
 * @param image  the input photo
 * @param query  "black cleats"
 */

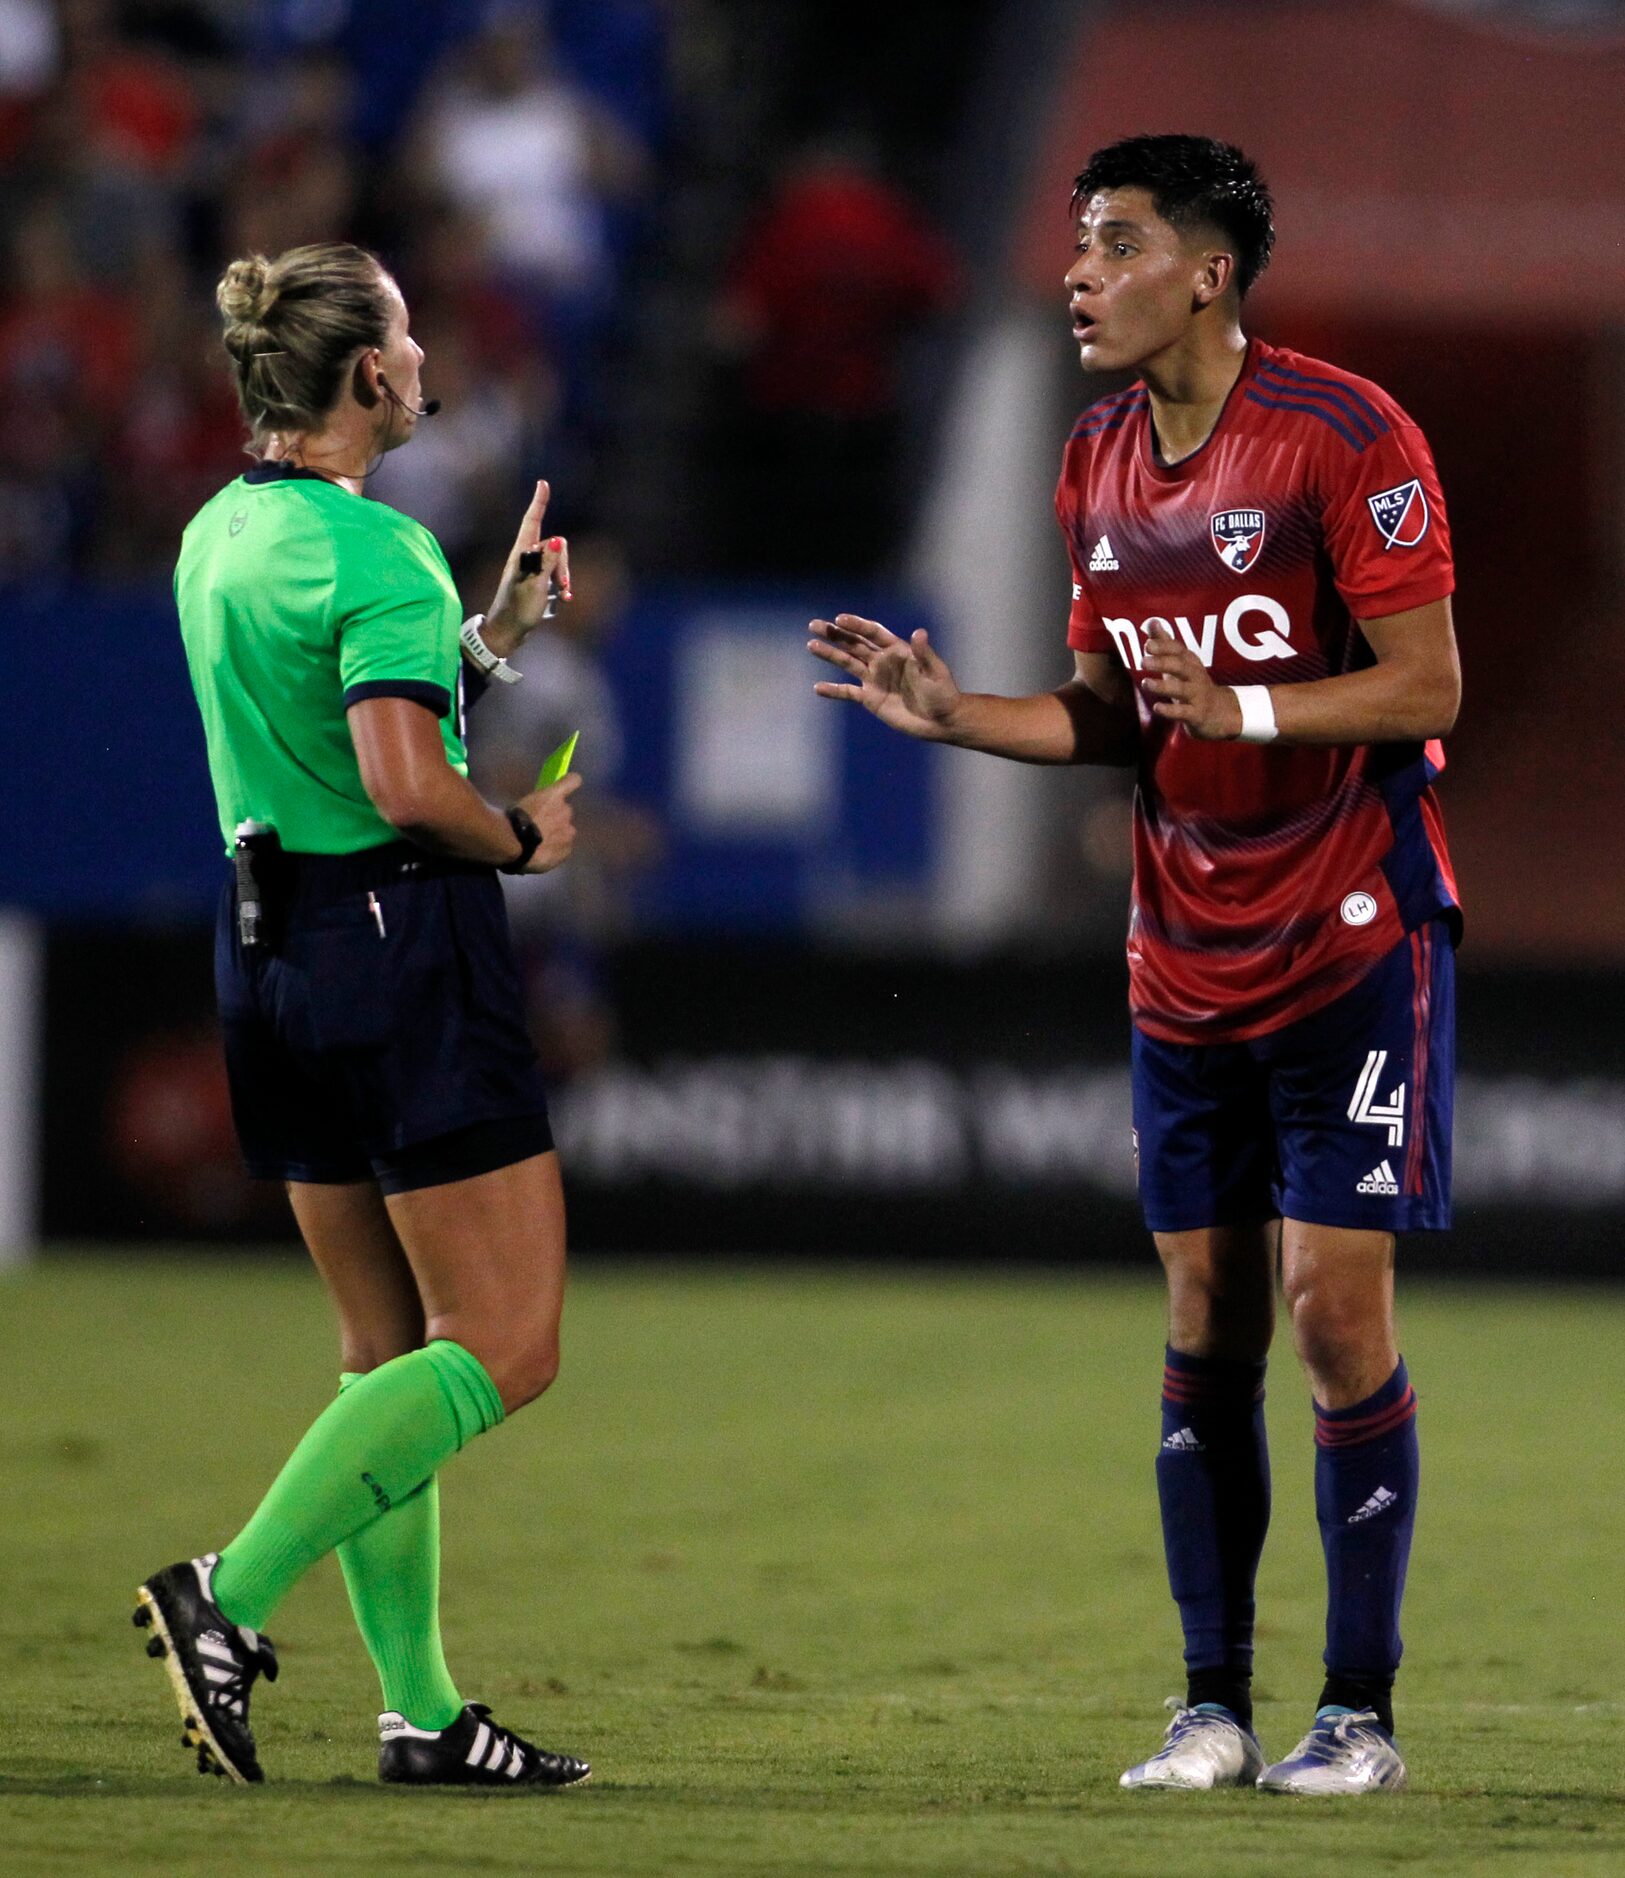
xmin=378 ymin=1703 xmax=590 ymax=1788
xmin=134 ymin=1553 xmax=278 ymax=1785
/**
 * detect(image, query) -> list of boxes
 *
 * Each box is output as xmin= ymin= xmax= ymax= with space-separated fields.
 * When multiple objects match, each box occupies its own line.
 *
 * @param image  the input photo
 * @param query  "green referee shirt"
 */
xmin=175 ymin=461 xmax=467 ymax=855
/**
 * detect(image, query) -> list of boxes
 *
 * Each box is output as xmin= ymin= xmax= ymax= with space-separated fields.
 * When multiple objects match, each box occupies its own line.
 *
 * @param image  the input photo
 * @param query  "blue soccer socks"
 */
xmin=1156 ymin=1347 xmax=1272 ymax=1726
xmin=1313 ymin=1359 xmax=1419 ymax=1733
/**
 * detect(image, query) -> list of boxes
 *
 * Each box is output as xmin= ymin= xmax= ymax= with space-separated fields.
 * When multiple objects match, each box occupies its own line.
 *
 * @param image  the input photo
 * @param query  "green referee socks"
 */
xmin=334 ymin=1373 xmax=464 ymax=1732
xmin=211 ymin=1340 xmax=505 ymax=1636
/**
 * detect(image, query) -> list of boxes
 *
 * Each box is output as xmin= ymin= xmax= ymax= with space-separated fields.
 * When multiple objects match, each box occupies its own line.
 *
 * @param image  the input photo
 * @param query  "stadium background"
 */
xmin=1 ymin=4 xmax=1623 ymax=1872
xmin=2 ymin=0 xmax=1622 ymax=1274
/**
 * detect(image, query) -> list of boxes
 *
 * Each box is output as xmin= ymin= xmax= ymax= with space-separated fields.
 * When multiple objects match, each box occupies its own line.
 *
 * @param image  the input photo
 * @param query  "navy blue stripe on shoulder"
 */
xmin=343 ymin=679 xmax=453 ymax=719
xmin=1077 ymin=382 xmax=1145 ymax=414
xmin=1070 ymin=411 xmax=1138 ymax=441
xmin=1255 ymin=361 xmax=1389 ymax=439
xmin=1243 ymin=389 xmax=1373 ymax=453
xmin=1254 ymin=368 xmax=1383 ymax=446
xmin=1071 ymin=390 xmax=1149 ymax=440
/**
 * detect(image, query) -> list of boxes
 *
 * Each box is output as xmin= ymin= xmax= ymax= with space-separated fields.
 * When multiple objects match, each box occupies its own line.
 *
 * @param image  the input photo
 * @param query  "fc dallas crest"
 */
xmin=1210 ymin=507 xmax=1266 ymax=573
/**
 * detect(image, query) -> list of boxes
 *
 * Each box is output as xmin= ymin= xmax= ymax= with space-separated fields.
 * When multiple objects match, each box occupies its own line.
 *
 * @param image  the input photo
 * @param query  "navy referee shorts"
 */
xmin=216 ymin=842 xmax=553 ymax=1193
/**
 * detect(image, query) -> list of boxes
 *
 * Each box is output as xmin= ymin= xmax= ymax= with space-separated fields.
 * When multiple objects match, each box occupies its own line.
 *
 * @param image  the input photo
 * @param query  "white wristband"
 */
xmin=1230 ymin=685 xmax=1278 ymax=744
xmin=459 ymin=614 xmax=523 ymax=685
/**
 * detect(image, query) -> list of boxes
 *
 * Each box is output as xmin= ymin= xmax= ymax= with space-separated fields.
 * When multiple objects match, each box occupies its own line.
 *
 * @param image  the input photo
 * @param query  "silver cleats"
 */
xmin=1120 ymin=1697 xmax=1266 ymax=1790
xmin=1257 ymin=1706 xmax=1407 ymax=1794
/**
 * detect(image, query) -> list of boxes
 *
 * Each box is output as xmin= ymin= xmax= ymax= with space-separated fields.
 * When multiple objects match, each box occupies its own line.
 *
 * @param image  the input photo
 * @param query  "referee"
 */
xmin=135 ymin=242 xmax=591 ymax=1789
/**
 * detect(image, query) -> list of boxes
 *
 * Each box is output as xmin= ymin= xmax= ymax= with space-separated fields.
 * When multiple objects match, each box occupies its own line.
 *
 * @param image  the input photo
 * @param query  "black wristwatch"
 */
xmin=500 ymin=805 xmax=543 ymax=873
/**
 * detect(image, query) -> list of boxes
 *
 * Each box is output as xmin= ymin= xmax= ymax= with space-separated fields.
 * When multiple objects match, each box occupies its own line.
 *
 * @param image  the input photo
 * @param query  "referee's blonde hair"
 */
xmin=217 ymin=242 xmax=394 ymax=443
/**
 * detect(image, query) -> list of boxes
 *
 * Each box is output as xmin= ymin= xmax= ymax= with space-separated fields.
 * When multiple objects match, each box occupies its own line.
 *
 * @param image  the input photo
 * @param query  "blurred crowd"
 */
xmin=0 ymin=0 xmax=665 ymax=580
xmin=0 ymin=0 xmax=970 ymax=588
xmin=0 ymin=0 xmax=970 ymax=1085
xmin=0 ymin=0 xmax=676 ymax=1090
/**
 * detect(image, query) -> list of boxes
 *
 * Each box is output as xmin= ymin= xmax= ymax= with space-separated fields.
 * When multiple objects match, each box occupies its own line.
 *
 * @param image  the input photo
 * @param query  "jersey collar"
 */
xmin=1140 ymin=337 xmax=1263 ymax=483
xmin=242 ymin=459 xmax=342 ymax=486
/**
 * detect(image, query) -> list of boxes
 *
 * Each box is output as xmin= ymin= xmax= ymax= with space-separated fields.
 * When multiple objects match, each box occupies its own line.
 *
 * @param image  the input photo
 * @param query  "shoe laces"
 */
xmin=1160 ymin=1696 xmax=1235 ymax=1745
xmin=1293 ymin=1707 xmax=1382 ymax=1761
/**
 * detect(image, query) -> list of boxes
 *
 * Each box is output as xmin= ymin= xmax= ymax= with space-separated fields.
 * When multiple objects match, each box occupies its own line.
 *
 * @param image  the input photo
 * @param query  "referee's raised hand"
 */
xmin=483 ymin=480 xmax=571 ymax=657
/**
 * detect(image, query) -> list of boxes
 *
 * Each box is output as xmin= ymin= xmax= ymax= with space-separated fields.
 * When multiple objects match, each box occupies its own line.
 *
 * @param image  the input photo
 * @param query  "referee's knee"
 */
xmin=424 ymin=1296 xmax=563 ymax=1414
xmin=473 ymin=1328 xmax=561 ymax=1415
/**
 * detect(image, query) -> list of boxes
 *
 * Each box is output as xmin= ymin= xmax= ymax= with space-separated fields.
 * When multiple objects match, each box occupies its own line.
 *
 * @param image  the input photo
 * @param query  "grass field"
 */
xmin=1 ymin=1257 xmax=1621 ymax=1877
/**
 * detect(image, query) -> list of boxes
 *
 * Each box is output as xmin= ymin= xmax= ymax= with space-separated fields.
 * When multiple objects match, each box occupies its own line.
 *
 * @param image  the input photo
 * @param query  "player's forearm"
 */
xmin=942 ymin=685 xmax=1137 ymax=766
xmin=1255 ymin=661 xmax=1459 ymax=747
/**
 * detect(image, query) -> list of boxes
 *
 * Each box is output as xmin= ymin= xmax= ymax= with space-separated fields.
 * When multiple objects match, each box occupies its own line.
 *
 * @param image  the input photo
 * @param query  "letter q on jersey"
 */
xmin=1102 ymin=594 xmax=1297 ymax=672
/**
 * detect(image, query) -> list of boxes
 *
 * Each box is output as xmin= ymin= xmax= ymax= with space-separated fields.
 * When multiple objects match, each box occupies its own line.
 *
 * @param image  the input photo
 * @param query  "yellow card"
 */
xmin=535 ymin=731 xmax=580 ymax=789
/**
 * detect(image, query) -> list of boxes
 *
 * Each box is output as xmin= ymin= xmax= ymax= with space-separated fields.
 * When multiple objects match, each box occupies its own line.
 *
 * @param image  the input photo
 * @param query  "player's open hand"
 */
xmin=1140 ymin=622 xmax=1245 ymax=740
xmin=512 ymin=772 xmax=582 ymax=874
xmin=485 ymin=480 xmax=570 ymax=655
xmin=808 ymin=614 xmax=962 ymax=741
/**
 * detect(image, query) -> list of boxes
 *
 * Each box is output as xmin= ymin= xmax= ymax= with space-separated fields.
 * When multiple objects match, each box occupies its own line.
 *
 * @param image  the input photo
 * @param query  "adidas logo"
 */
xmin=1088 ymin=533 xmax=1119 ymax=571
xmin=1357 ymin=1159 xmax=1399 ymax=1196
xmin=1161 ymin=1426 xmax=1204 ymax=1452
xmin=1348 ymin=1485 xmax=1398 ymax=1524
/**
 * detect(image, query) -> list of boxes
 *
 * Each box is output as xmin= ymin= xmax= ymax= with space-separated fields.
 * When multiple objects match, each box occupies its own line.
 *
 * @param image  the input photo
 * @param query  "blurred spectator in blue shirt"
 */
xmin=410 ymin=5 xmax=646 ymax=351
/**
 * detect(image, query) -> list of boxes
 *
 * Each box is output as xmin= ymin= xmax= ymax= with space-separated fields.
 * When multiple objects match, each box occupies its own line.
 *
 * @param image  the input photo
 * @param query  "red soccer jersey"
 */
xmin=1056 ymin=338 xmax=1460 ymax=1045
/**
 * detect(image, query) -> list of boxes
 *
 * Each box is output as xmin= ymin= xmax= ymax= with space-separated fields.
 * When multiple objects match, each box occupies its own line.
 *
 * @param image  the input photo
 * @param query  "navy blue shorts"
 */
xmin=216 ymin=843 xmax=553 ymax=1192
xmin=1131 ymin=920 xmax=1454 ymax=1235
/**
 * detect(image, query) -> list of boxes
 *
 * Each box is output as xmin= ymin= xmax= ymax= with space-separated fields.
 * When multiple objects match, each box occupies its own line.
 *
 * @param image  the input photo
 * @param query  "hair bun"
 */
xmin=217 ymin=255 xmax=277 ymax=330
xmin=215 ymin=241 xmax=391 ymax=437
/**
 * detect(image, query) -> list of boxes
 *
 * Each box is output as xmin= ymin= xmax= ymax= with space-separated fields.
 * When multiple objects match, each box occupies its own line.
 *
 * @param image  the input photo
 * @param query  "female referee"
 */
xmin=135 ymin=241 xmax=591 ymax=1790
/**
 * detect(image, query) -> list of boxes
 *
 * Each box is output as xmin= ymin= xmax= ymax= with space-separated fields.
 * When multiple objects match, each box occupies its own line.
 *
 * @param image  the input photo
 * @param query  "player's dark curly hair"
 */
xmin=1071 ymin=135 xmax=1275 ymax=298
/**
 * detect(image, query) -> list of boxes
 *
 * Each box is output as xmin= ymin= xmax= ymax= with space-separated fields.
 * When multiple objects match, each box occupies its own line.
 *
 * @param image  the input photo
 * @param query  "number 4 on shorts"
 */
xmin=1348 ymin=1049 xmax=1405 ymax=1148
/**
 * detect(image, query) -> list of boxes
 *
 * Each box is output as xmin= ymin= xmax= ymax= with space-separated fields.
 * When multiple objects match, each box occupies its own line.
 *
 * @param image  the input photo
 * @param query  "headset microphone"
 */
xmin=378 ymin=374 xmax=441 ymax=418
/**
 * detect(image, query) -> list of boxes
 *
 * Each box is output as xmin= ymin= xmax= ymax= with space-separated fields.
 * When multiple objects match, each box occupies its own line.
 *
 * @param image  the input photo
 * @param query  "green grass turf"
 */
xmin=0 ymin=1257 xmax=1621 ymax=1877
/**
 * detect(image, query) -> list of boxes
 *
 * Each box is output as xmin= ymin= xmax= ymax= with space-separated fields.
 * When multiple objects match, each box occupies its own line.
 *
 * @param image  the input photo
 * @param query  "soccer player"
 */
xmin=809 ymin=135 xmax=1459 ymax=1796
xmin=141 ymin=242 xmax=590 ymax=1788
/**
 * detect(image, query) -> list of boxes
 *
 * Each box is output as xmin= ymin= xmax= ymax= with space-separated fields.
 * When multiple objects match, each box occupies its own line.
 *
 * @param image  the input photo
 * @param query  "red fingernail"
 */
xmin=547 ymin=536 xmax=564 ymax=552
